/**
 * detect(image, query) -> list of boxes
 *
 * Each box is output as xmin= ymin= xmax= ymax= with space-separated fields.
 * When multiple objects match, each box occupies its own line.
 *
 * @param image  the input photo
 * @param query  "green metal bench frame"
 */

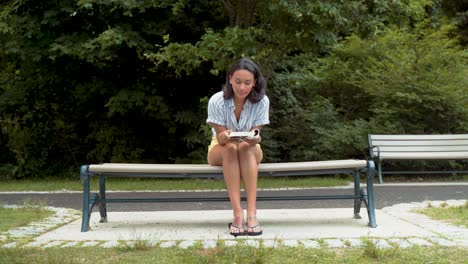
xmin=80 ymin=160 xmax=377 ymax=232
xmin=369 ymin=134 xmax=468 ymax=184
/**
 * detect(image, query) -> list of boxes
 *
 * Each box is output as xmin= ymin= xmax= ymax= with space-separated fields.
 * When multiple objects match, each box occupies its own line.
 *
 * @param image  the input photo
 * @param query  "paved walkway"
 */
xmin=1 ymin=199 xmax=467 ymax=249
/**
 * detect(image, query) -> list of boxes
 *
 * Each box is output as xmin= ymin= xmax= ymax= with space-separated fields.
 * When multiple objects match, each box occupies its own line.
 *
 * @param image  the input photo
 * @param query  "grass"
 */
xmin=415 ymin=201 xmax=468 ymax=228
xmin=0 ymin=205 xmax=54 ymax=233
xmin=0 ymin=242 xmax=466 ymax=263
xmin=1 ymin=194 xmax=467 ymax=263
xmin=0 ymin=175 xmax=352 ymax=192
xmin=382 ymin=174 xmax=468 ymax=183
xmin=1 ymin=173 xmax=466 ymax=193
xmin=0 ymin=171 xmax=466 ymax=192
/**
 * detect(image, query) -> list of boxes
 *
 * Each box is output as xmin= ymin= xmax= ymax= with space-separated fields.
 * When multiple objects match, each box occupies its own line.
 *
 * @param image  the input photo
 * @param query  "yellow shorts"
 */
xmin=207 ymin=136 xmax=261 ymax=154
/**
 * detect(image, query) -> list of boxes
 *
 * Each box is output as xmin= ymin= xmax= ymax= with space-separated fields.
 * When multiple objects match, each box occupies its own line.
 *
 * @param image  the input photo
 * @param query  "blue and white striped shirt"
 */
xmin=206 ymin=91 xmax=270 ymax=136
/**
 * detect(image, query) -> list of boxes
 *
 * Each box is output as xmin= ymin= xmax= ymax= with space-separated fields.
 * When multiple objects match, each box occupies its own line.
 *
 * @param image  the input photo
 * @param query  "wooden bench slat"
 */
xmin=370 ymin=140 xmax=468 ymax=146
xmin=259 ymin=160 xmax=367 ymax=171
xmin=89 ymin=160 xmax=368 ymax=174
xmin=373 ymin=146 xmax=468 ymax=152
xmin=370 ymin=134 xmax=468 ymax=140
xmin=91 ymin=163 xmax=222 ymax=174
xmin=375 ymin=152 xmax=468 ymax=160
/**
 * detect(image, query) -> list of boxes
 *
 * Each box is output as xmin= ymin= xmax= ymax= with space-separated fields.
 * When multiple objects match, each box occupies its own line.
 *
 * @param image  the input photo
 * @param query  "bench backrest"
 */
xmin=368 ymin=134 xmax=468 ymax=160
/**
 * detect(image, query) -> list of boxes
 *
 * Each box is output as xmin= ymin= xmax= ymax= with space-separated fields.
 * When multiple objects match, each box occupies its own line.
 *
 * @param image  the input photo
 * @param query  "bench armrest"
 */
xmin=369 ymin=145 xmax=381 ymax=160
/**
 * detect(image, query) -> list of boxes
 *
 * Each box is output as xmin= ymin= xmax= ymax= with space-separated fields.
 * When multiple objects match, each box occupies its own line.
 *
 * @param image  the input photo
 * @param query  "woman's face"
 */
xmin=229 ymin=69 xmax=255 ymax=100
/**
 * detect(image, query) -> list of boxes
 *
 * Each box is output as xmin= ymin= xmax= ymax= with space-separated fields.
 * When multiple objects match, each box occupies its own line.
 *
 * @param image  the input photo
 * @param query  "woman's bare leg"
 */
xmin=208 ymin=143 xmax=244 ymax=233
xmin=238 ymin=142 xmax=263 ymax=233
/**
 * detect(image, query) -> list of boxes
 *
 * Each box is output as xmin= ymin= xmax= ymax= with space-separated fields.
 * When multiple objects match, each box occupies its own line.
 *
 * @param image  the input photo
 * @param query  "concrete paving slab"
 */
xmin=34 ymin=208 xmax=436 ymax=243
xmin=263 ymin=239 xmax=279 ymax=248
xmin=301 ymin=239 xmax=320 ymax=248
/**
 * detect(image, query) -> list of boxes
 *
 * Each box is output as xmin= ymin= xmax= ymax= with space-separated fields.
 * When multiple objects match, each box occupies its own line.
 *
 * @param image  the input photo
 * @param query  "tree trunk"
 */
xmin=222 ymin=0 xmax=256 ymax=27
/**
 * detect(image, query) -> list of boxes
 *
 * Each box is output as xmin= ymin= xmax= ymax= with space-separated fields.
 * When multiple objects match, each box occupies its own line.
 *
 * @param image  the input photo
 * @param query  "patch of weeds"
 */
xmin=192 ymin=240 xmax=203 ymax=249
xmin=116 ymin=230 xmax=161 ymax=252
xmin=215 ymin=238 xmax=224 ymax=248
xmin=119 ymin=238 xmax=154 ymax=252
xmin=343 ymin=240 xmax=352 ymax=247
xmin=174 ymin=239 xmax=183 ymax=248
xmin=316 ymin=238 xmax=327 ymax=248
xmin=361 ymin=238 xmax=398 ymax=260
xmin=386 ymin=238 xmax=407 ymax=249
xmin=362 ymin=238 xmax=392 ymax=260
xmin=194 ymin=242 xmax=226 ymax=263
xmin=361 ymin=238 xmax=380 ymax=259
xmin=270 ymin=237 xmax=281 ymax=248
xmin=230 ymin=242 xmax=274 ymax=264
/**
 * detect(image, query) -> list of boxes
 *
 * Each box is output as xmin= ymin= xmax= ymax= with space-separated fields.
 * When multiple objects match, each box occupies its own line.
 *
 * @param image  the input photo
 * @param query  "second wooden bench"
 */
xmin=369 ymin=134 xmax=468 ymax=183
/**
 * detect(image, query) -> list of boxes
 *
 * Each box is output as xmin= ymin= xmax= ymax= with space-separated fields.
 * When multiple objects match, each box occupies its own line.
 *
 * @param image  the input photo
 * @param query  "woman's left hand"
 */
xmin=244 ymin=135 xmax=261 ymax=146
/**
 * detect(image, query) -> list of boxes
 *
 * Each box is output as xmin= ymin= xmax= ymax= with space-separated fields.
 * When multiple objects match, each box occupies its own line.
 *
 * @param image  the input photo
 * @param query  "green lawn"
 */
xmin=1 ymin=173 xmax=466 ymax=192
xmin=0 ymin=206 xmax=54 ymax=233
xmin=415 ymin=201 xmax=468 ymax=228
xmin=0 ymin=241 xmax=466 ymax=264
xmin=0 ymin=175 xmax=352 ymax=192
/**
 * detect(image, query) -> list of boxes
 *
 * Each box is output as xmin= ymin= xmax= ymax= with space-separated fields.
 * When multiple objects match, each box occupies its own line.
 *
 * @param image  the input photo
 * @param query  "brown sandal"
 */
xmin=246 ymin=224 xmax=263 ymax=236
xmin=246 ymin=216 xmax=263 ymax=236
xmin=228 ymin=222 xmax=246 ymax=237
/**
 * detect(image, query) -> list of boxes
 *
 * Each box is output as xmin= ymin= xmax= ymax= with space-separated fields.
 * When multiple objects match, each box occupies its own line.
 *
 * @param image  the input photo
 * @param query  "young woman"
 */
xmin=206 ymin=58 xmax=269 ymax=237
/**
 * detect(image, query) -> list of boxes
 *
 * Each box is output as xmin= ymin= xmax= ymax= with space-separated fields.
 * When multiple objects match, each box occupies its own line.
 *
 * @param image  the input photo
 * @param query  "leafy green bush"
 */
xmin=337 ymin=25 xmax=468 ymax=134
xmin=0 ymin=164 xmax=17 ymax=181
xmin=263 ymin=23 xmax=468 ymax=163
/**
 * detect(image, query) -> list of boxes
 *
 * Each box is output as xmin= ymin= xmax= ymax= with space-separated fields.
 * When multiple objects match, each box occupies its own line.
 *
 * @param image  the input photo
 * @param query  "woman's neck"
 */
xmin=234 ymin=97 xmax=245 ymax=107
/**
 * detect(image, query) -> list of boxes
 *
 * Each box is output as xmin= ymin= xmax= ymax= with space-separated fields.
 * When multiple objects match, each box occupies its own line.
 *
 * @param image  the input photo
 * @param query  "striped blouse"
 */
xmin=206 ymin=91 xmax=270 ymax=136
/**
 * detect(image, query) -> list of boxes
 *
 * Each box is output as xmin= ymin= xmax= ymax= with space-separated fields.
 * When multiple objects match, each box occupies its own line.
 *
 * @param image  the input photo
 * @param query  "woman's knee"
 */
xmin=224 ymin=143 xmax=238 ymax=154
xmin=220 ymin=143 xmax=240 ymax=162
xmin=238 ymin=142 xmax=258 ymax=155
xmin=238 ymin=142 xmax=262 ymax=162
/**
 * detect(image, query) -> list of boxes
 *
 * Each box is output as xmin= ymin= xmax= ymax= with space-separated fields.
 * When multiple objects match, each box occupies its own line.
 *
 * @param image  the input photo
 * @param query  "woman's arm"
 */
xmin=243 ymin=126 xmax=263 ymax=146
xmin=208 ymin=123 xmax=231 ymax=146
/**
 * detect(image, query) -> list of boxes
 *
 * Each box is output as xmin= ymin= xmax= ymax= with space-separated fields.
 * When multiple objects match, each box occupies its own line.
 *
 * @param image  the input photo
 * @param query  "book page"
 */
xmin=229 ymin=129 xmax=259 ymax=139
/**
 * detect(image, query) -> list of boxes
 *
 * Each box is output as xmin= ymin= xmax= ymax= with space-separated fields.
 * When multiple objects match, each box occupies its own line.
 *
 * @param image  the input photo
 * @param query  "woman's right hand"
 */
xmin=218 ymin=130 xmax=232 ymax=145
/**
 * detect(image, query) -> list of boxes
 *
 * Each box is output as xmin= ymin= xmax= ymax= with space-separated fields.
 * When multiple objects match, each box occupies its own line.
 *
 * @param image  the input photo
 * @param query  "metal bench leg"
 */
xmin=353 ymin=171 xmax=362 ymax=219
xmin=98 ymin=175 xmax=108 ymax=223
xmin=80 ymin=165 xmax=92 ymax=232
xmin=366 ymin=161 xmax=377 ymax=227
xmin=377 ymin=161 xmax=383 ymax=184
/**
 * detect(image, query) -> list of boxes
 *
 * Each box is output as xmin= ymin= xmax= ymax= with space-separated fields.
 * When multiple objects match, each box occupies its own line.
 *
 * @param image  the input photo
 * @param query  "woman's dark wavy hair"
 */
xmin=223 ymin=58 xmax=266 ymax=103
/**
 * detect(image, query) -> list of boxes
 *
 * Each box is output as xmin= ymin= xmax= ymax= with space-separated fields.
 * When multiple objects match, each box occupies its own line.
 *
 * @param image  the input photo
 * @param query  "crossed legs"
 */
xmin=208 ymin=141 xmax=262 ymax=235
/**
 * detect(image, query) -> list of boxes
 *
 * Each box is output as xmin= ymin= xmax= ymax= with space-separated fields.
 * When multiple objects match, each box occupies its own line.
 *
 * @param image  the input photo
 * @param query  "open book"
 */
xmin=229 ymin=129 xmax=259 ymax=139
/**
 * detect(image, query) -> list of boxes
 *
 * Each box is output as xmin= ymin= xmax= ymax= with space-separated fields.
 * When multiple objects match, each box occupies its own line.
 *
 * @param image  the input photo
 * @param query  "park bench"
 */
xmin=368 ymin=134 xmax=468 ymax=184
xmin=80 ymin=159 xmax=377 ymax=232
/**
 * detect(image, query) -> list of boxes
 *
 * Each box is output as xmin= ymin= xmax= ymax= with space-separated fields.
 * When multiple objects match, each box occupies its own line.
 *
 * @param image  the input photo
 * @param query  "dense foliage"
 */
xmin=0 ymin=0 xmax=467 ymax=178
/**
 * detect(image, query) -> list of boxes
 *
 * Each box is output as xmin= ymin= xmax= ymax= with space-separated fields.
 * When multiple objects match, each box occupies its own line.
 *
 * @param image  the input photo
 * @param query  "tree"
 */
xmin=152 ymin=0 xmax=455 ymax=161
xmin=0 ymin=0 xmax=466 ymax=178
xmin=0 ymin=0 xmax=227 ymax=177
xmin=440 ymin=0 xmax=468 ymax=45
